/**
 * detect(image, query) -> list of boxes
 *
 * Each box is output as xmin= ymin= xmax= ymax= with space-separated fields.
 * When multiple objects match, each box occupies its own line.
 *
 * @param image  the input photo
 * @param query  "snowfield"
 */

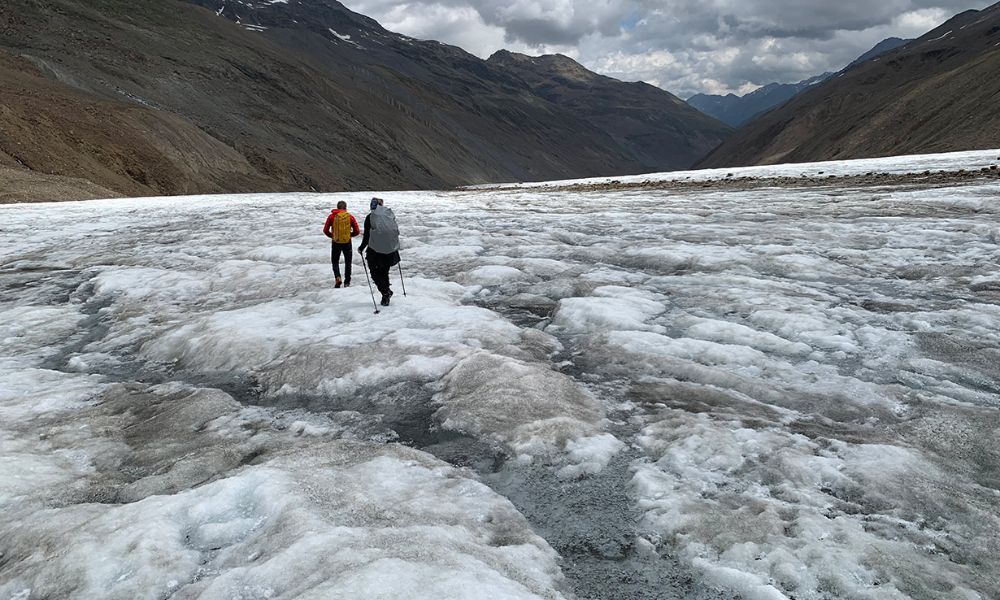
xmin=475 ymin=148 xmax=1000 ymax=189
xmin=2 ymin=151 xmax=1000 ymax=600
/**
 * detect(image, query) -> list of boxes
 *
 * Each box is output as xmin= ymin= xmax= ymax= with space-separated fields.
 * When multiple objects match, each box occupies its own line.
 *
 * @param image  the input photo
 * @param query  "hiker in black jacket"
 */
xmin=358 ymin=197 xmax=400 ymax=306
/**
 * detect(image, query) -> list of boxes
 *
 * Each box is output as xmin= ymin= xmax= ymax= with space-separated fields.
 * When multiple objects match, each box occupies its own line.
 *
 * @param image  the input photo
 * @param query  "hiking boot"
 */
xmin=335 ymin=277 xmax=343 ymax=289
xmin=344 ymin=280 xmax=351 ymax=288
xmin=380 ymin=293 xmax=391 ymax=306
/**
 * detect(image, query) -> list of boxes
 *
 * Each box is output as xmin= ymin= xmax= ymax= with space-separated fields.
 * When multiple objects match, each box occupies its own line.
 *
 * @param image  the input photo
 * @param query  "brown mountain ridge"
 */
xmin=488 ymin=51 xmax=731 ymax=173
xmin=698 ymin=3 xmax=1000 ymax=168
xmin=0 ymin=0 xmax=731 ymax=202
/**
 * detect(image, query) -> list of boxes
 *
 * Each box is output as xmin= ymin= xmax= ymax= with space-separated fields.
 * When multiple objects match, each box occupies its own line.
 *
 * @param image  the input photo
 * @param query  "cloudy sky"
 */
xmin=341 ymin=0 xmax=993 ymax=97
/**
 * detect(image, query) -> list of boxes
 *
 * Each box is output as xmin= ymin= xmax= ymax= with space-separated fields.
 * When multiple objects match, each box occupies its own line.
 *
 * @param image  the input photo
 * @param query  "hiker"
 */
xmin=358 ymin=197 xmax=400 ymax=306
xmin=323 ymin=200 xmax=360 ymax=288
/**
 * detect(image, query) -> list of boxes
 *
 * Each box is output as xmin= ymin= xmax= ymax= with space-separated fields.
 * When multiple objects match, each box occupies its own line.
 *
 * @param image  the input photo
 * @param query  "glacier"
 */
xmin=2 ymin=150 xmax=999 ymax=600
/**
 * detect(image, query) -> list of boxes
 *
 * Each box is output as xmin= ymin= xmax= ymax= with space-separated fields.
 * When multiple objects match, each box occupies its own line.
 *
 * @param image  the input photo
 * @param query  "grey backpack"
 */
xmin=368 ymin=206 xmax=400 ymax=254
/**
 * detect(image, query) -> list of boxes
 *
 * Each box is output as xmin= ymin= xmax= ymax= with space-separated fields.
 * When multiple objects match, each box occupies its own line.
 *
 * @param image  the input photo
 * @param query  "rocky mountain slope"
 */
xmin=688 ymin=38 xmax=910 ymax=128
xmin=847 ymin=37 xmax=911 ymax=68
xmin=0 ymin=0 xmax=731 ymax=201
xmin=0 ymin=48 xmax=273 ymax=201
xmin=487 ymin=51 xmax=732 ymax=172
xmin=697 ymin=5 xmax=1000 ymax=167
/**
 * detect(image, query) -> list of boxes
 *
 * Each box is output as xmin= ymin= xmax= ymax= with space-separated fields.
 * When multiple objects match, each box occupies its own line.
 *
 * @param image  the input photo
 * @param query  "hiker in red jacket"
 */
xmin=323 ymin=200 xmax=361 ymax=288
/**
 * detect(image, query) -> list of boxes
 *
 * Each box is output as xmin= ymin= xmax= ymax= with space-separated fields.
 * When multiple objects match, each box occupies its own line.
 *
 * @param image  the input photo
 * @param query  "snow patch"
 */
xmin=329 ymin=28 xmax=362 ymax=48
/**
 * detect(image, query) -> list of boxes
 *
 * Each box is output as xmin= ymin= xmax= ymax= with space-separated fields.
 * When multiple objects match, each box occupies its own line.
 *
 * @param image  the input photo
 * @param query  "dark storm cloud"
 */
xmin=341 ymin=0 xmax=995 ymax=96
xmin=502 ymin=17 xmax=586 ymax=46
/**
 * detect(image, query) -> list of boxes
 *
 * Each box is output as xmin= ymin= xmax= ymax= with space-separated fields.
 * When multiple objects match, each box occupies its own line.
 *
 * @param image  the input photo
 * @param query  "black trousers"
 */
xmin=331 ymin=242 xmax=352 ymax=281
xmin=366 ymin=250 xmax=399 ymax=295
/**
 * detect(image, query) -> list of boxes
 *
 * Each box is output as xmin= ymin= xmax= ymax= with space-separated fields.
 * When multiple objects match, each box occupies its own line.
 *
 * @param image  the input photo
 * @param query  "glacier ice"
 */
xmin=2 ymin=151 xmax=1000 ymax=599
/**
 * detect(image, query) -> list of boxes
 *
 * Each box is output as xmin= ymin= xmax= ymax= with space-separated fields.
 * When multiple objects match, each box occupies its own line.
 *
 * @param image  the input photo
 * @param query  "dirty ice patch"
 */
xmin=0 ymin=367 xmax=104 ymax=425
xmin=246 ymin=244 xmax=320 ymax=265
xmin=681 ymin=317 xmax=813 ymax=358
xmin=139 ymin=279 xmax=525 ymax=397
xmin=434 ymin=353 xmax=602 ymax=459
xmin=620 ymin=244 xmax=751 ymax=272
xmin=0 ymin=304 xmax=83 ymax=364
xmin=384 ymin=302 xmax=522 ymax=348
xmin=316 ymin=353 xmax=457 ymax=398
xmin=633 ymin=410 xmax=998 ymax=600
xmin=407 ymin=243 xmax=485 ymax=262
xmin=550 ymin=286 xmax=666 ymax=334
xmin=556 ymin=433 xmax=626 ymax=479
xmin=747 ymin=309 xmax=859 ymax=354
xmin=0 ymin=367 xmax=106 ymax=505
xmin=511 ymin=257 xmax=575 ymax=278
xmin=466 ymin=265 xmax=528 ymax=285
xmin=610 ymin=331 xmax=770 ymax=369
xmin=607 ymin=330 xmax=911 ymax=421
xmin=0 ymin=441 xmax=89 ymax=508
xmin=91 ymin=266 xmax=211 ymax=303
xmin=0 ymin=444 xmax=567 ymax=600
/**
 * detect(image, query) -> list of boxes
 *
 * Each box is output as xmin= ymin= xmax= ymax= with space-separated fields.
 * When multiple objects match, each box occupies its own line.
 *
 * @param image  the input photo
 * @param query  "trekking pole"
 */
xmin=360 ymin=252 xmax=381 ymax=314
xmin=397 ymin=259 xmax=407 ymax=297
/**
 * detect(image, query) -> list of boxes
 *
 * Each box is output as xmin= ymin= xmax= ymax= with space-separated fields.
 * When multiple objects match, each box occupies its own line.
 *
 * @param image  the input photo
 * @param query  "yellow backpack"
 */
xmin=332 ymin=212 xmax=352 ymax=243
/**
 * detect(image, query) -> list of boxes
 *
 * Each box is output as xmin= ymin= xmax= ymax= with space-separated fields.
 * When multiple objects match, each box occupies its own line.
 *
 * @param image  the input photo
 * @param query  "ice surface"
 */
xmin=434 ymin=352 xmax=602 ymax=458
xmin=3 ymin=442 xmax=565 ymax=600
xmin=474 ymin=148 xmax=1000 ymax=189
xmin=3 ymin=149 xmax=1000 ymax=599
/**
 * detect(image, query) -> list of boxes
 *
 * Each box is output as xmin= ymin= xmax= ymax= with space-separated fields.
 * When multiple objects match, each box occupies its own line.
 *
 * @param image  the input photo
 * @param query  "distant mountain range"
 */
xmin=698 ymin=4 xmax=1000 ymax=168
xmin=688 ymin=73 xmax=833 ymax=128
xmin=687 ymin=38 xmax=909 ymax=127
xmin=488 ymin=51 xmax=730 ymax=173
xmin=0 ymin=0 xmax=730 ymax=201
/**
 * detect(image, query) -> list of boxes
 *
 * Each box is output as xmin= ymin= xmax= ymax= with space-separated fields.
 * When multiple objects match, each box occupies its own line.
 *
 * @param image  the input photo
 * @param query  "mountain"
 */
xmin=687 ymin=38 xmax=911 ymax=128
xmin=687 ymin=73 xmax=831 ymax=128
xmin=487 ymin=51 xmax=732 ymax=172
xmin=846 ymin=37 xmax=910 ymax=69
xmin=697 ymin=4 xmax=1000 ymax=168
xmin=0 ymin=0 xmax=731 ymax=201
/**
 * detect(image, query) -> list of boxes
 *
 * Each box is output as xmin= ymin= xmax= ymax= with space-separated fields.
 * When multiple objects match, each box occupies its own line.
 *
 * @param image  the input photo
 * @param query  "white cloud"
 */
xmin=375 ymin=4 xmax=508 ymax=56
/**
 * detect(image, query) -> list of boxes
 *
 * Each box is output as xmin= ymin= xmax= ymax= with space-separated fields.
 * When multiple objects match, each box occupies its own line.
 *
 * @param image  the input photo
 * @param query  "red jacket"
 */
xmin=323 ymin=209 xmax=360 ymax=240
